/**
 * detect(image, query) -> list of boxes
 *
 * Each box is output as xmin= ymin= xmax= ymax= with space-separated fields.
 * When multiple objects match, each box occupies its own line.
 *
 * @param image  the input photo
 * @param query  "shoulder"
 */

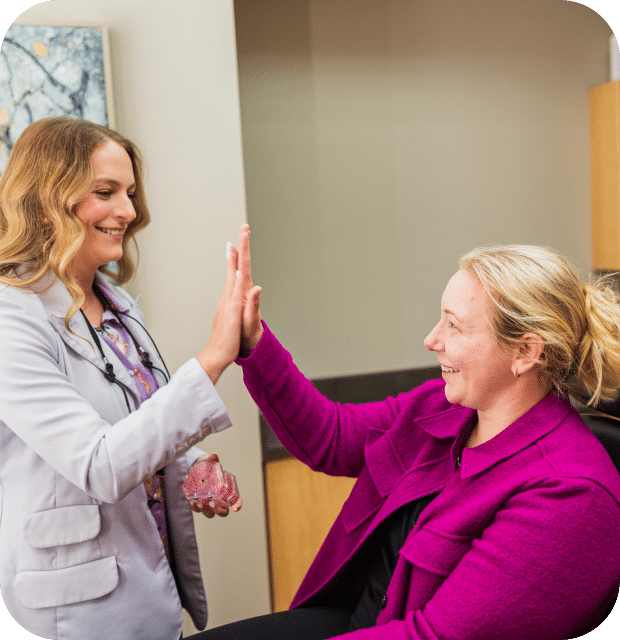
xmin=0 ymin=281 xmax=60 ymax=362
xmin=534 ymin=410 xmax=620 ymax=506
xmin=0 ymin=278 xmax=49 ymax=320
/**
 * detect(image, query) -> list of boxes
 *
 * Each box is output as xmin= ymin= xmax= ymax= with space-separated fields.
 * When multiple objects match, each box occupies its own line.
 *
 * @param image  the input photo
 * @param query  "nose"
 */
xmin=424 ymin=322 xmax=443 ymax=352
xmin=116 ymin=194 xmax=137 ymax=222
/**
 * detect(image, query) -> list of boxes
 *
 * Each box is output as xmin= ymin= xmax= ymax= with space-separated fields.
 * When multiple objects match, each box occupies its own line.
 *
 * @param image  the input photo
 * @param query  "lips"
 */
xmin=440 ymin=364 xmax=459 ymax=373
xmin=96 ymin=227 xmax=125 ymax=237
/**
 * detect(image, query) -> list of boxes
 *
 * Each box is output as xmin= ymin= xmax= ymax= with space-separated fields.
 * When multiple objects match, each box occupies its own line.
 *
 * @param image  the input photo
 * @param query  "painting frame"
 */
xmin=0 ymin=23 xmax=115 ymax=175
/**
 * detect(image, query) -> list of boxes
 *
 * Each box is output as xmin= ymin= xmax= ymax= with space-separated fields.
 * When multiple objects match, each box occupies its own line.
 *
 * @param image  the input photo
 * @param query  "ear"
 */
xmin=512 ymin=333 xmax=544 ymax=377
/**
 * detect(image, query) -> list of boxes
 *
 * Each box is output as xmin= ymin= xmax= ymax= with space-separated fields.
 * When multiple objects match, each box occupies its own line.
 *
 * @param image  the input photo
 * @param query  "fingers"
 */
xmin=207 ymin=501 xmax=230 ymax=518
xmin=237 ymin=224 xmax=252 ymax=286
xmin=247 ymin=285 xmax=262 ymax=314
xmin=223 ymin=242 xmax=239 ymax=294
xmin=242 ymin=285 xmax=264 ymax=353
xmin=190 ymin=498 xmax=231 ymax=518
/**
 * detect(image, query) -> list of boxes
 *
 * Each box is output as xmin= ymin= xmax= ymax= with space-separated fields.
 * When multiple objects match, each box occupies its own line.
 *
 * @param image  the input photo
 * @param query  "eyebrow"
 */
xmin=94 ymin=178 xmax=136 ymax=189
xmin=443 ymin=307 xmax=464 ymax=324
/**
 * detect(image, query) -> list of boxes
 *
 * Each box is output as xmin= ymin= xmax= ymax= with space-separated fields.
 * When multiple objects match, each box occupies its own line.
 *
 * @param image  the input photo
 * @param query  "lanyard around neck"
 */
xmin=78 ymin=285 xmax=170 ymax=409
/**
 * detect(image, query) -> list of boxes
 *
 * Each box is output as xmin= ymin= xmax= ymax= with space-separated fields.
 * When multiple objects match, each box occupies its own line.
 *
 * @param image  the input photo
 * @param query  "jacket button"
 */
xmin=379 ymin=594 xmax=387 ymax=609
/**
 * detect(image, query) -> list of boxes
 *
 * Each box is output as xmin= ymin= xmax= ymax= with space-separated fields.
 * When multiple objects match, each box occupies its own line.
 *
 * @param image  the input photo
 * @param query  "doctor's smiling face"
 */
xmin=424 ymin=269 xmax=516 ymax=412
xmin=71 ymin=138 xmax=137 ymax=281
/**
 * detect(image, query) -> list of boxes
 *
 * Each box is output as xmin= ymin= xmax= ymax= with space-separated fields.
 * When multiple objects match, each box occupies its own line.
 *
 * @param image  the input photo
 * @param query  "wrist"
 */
xmin=197 ymin=349 xmax=228 ymax=385
xmin=240 ymin=323 xmax=264 ymax=358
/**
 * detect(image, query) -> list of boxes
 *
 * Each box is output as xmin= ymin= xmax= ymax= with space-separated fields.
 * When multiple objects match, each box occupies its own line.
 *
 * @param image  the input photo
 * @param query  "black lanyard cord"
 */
xmin=79 ymin=308 xmax=166 ymax=476
xmin=92 ymin=285 xmax=170 ymax=383
xmin=79 ymin=308 xmax=134 ymax=412
xmin=117 ymin=311 xmax=171 ymax=382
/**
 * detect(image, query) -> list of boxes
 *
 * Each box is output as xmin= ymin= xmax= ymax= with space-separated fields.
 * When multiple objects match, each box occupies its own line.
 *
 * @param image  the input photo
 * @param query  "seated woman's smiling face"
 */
xmin=424 ymin=269 xmax=516 ymax=412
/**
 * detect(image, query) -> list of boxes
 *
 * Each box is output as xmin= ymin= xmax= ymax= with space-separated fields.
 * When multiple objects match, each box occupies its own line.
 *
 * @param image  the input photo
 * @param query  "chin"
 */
xmin=443 ymin=388 xmax=472 ymax=408
xmin=443 ymin=388 xmax=459 ymax=406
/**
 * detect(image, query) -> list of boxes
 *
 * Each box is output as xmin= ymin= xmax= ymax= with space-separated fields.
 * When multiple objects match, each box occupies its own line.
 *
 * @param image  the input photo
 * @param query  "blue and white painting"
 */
xmin=0 ymin=25 xmax=112 ymax=174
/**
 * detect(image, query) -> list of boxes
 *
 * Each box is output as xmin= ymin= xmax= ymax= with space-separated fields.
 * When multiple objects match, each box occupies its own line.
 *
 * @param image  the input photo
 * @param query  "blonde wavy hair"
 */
xmin=0 ymin=116 xmax=150 ymax=326
xmin=459 ymin=245 xmax=620 ymax=406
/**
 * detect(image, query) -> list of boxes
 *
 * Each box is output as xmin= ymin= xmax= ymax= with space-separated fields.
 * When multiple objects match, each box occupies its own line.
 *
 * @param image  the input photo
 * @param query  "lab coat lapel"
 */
xmin=35 ymin=271 xmax=136 ymax=393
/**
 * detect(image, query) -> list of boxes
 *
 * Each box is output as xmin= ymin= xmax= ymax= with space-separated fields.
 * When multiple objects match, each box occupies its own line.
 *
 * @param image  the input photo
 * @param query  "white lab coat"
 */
xmin=0 ymin=270 xmax=232 ymax=640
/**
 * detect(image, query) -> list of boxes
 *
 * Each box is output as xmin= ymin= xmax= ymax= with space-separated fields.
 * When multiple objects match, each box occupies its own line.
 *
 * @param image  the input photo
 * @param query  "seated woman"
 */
xmin=196 ymin=236 xmax=620 ymax=640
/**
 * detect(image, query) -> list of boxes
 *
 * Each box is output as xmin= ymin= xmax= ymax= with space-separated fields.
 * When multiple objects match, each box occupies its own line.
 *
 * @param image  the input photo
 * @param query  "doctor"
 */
xmin=0 ymin=117 xmax=245 ymax=640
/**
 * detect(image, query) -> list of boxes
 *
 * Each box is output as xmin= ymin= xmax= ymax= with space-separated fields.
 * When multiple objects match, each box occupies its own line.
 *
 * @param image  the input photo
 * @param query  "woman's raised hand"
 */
xmin=197 ymin=225 xmax=262 ymax=384
xmin=237 ymin=225 xmax=263 ymax=357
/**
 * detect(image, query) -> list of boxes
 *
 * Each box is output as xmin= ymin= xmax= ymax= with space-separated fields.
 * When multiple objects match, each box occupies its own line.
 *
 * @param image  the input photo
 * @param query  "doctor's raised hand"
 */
xmin=185 ymin=224 xmax=260 ymax=517
xmin=0 ymin=116 xmax=244 ymax=640
xmin=197 ymin=224 xmax=262 ymax=381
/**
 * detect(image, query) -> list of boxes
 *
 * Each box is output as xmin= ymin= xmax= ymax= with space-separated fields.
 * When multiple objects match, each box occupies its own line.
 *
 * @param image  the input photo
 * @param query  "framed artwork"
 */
xmin=0 ymin=24 xmax=114 ymax=175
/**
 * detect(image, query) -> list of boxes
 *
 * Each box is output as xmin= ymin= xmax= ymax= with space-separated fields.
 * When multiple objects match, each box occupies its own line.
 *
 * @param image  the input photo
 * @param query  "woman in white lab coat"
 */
xmin=0 ymin=116 xmax=248 ymax=640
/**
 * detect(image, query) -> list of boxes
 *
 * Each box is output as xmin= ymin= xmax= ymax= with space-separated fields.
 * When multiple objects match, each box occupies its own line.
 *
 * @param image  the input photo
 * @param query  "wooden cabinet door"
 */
xmin=590 ymin=80 xmax=620 ymax=271
xmin=264 ymin=456 xmax=356 ymax=612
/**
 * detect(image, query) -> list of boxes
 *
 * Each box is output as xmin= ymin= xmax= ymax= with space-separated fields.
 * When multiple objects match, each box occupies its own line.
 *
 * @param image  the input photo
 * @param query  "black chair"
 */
xmin=574 ymin=413 xmax=620 ymax=635
xmin=580 ymin=413 xmax=620 ymax=472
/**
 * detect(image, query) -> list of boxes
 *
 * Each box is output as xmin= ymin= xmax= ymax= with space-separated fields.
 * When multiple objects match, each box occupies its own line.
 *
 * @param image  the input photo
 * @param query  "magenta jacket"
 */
xmin=238 ymin=324 xmax=620 ymax=640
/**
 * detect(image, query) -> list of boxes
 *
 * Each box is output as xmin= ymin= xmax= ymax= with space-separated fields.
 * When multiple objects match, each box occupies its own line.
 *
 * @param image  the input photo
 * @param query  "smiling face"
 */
xmin=424 ymin=269 xmax=517 ymax=412
xmin=70 ymin=139 xmax=137 ymax=284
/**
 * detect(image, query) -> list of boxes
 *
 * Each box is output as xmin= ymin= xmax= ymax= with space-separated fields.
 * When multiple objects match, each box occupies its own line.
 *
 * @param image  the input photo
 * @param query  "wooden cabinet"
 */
xmin=264 ymin=456 xmax=355 ymax=612
xmin=590 ymin=80 xmax=620 ymax=270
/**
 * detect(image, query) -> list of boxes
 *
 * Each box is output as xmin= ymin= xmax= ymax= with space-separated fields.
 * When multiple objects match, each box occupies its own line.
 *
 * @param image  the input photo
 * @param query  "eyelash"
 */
xmin=95 ymin=190 xmax=136 ymax=199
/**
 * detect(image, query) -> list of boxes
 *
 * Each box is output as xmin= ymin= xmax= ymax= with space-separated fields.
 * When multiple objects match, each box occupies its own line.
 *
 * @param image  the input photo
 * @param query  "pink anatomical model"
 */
xmin=182 ymin=457 xmax=240 ymax=508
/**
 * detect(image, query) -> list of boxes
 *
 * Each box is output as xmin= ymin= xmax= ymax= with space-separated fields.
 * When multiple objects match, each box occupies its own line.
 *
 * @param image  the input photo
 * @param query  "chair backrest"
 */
xmin=580 ymin=413 xmax=620 ymax=473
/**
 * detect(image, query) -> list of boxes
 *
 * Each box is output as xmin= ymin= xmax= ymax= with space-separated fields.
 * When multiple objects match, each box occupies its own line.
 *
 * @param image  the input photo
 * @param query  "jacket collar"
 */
xmin=33 ymin=270 xmax=127 ymax=318
xmin=33 ymin=270 xmax=126 ymax=364
xmin=414 ymin=391 xmax=571 ymax=479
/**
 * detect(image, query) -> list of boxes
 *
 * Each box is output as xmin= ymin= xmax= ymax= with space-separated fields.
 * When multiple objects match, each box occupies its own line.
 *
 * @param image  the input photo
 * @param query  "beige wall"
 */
xmin=235 ymin=0 xmax=614 ymax=380
xmin=6 ymin=0 xmax=271 ymax=635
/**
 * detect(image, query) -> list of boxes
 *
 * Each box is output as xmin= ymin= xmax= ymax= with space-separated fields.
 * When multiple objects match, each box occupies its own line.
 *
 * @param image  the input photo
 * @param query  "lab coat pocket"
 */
xmin=24 ymin=504 xmax=101 ymax=548
xmin=15 ymin=556 xmax=119 ymax=609
xmin=401 ymin=525 xmax=472 ymax=576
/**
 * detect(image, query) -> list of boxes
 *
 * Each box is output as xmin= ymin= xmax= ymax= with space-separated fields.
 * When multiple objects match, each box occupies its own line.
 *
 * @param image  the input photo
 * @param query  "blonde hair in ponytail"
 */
xmin=459 ymin=245 xmax=620 ymax=405
xmin=576 ymin=281 xmax=620 ymax=404
xmin=0 ymin=116 xmax=150 ymax=328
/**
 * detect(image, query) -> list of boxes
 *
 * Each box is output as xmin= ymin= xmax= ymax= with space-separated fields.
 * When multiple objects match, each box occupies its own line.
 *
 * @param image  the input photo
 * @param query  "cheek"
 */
xmin=75 ymin=199 xmax=103 ymax=227
xmin=447 ymin=339 xmax=490 ymax=370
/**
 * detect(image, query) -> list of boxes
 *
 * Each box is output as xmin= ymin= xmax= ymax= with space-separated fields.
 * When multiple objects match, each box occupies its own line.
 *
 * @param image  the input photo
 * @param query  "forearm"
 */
xmin=237 ymin=322 xmax=397 ymax=476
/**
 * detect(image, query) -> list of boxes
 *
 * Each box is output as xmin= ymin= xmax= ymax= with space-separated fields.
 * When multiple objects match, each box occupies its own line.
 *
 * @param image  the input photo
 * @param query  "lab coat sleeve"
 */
xmin=0 ymin=293 xmax=232 ymax=503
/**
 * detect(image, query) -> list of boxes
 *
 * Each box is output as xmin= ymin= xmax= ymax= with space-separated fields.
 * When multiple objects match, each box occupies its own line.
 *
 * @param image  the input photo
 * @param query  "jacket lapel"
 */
xmin=458 ymin=393 xmax=572 ymax=479
xmin=35 ymin=271 xmax=137 ymax=395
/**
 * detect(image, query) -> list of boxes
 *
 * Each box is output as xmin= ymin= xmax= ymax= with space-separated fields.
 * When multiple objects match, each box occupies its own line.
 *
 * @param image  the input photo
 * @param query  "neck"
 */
xmin=69 ymin=266 xmax=103 ymax=326
xmin=68 ymin=263 xmax=97 ymax=299
xmin=467 ymin=379 xmax=550 ymax=448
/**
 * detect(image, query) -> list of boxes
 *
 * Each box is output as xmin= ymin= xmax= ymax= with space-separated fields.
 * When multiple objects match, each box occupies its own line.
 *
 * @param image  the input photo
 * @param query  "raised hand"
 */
xmin=236 ymin=224 xmax=263 ymax=357
xmin=197 ymin=225 xmax=249 ymax=383
xmin=197 ymin=225 xmax=263 ymax=383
